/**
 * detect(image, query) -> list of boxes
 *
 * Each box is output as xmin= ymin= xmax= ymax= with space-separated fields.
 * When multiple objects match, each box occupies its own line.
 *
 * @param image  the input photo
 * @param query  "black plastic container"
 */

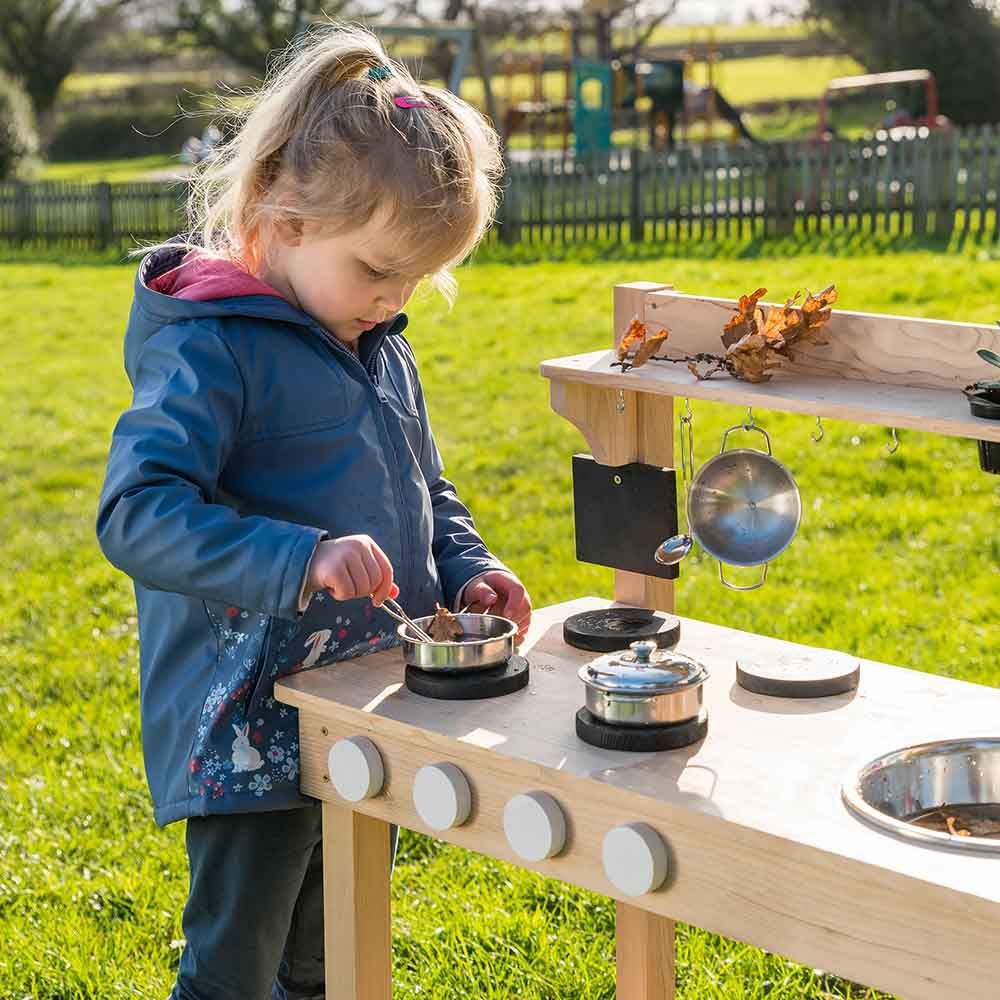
xmin=968 ymin=389 xmax=1000 ymax=474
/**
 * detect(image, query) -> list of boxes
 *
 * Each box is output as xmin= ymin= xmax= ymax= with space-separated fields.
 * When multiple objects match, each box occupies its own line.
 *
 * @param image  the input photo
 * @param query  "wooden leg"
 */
xmin=322 ymin=801 xmax=392 ymax=1000
xmin=615 ymin=901 xmax=676 ymax=999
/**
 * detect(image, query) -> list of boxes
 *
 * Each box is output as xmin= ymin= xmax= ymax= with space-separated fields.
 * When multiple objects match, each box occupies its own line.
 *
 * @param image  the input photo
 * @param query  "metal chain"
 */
xmin=679 ymin=398 xmax=695 ymax=502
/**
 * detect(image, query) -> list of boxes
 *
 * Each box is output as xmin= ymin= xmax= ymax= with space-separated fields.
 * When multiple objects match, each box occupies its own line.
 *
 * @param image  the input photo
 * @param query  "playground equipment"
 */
xmin=816 ymin=69 xmax=950 ymax=138
xmin=501 ymin=25 xmax=756 ymax=156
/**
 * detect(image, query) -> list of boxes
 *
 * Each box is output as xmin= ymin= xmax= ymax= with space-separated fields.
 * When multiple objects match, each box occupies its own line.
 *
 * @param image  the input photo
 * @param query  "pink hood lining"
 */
xmin=148 ymin=250 xmax=286 ymax=303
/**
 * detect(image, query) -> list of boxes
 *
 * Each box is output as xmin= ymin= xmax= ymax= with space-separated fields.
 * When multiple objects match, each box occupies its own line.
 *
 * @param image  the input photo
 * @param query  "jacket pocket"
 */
xmin=245 ymin=616 xmax=278 ymax=722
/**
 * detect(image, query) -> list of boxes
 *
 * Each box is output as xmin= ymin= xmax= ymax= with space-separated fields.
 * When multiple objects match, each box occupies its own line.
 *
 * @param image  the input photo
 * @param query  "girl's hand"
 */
xmin=307 ymin=535 xmax=399 ymax=606
xmin=462 ymin=571 xmax=532 ymax=642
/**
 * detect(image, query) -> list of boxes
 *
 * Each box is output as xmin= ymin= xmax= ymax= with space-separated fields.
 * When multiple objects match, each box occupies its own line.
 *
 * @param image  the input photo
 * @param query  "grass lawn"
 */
xmin=1 ymin=246 xmax=997 ymax=998
xmin=37 ymin=154 xmax=188 ymax=184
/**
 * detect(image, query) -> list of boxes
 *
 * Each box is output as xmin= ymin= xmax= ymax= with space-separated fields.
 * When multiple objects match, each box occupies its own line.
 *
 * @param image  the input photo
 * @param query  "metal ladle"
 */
xmin=654 ymin=399 xmax=695 ymax=566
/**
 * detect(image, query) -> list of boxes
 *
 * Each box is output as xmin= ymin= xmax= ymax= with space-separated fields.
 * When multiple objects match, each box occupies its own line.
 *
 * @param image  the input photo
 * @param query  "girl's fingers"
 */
xmin=358 ymin=550 xmax=381 ymax=598
xmin=342 ymin=561 xmax=365 ymax=600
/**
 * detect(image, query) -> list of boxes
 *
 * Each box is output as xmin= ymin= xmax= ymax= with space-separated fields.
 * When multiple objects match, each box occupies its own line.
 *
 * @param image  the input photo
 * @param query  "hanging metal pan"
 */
xmin=687 ymin=423 xmax=801 ymax=591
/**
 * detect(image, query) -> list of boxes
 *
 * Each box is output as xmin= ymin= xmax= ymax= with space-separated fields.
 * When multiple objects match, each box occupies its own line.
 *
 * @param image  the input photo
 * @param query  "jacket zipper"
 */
xmin=307 ymin=319 xmax=415 ymax=595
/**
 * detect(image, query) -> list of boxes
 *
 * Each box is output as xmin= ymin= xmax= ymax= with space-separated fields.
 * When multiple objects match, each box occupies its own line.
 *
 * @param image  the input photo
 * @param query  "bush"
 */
xmin=48 ymin=106 xmax=203 ymax=162
xmin=0 ymin=75 xmax=39 ymax=180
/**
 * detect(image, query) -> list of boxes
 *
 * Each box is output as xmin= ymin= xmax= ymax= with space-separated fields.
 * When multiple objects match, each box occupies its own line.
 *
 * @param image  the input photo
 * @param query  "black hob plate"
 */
xmin=404 ymin=655 xmax=530 ymax=700
xmin=563 ymin=607 xmax=681 ymax=652
xmin=575 ymin=707 xmax=708 ymax=752
xmin=736 ymin=650 xmax=860 ymax=699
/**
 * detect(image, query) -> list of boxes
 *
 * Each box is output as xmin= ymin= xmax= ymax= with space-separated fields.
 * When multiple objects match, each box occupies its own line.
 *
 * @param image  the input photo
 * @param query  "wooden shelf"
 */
xmin=541 ymin=349 xmax=1000 ymax=443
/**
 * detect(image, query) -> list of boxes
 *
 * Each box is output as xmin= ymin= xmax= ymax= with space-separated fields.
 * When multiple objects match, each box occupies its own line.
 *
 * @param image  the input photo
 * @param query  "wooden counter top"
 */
xmin=277 ymin=597 xmax=1000 ymax=999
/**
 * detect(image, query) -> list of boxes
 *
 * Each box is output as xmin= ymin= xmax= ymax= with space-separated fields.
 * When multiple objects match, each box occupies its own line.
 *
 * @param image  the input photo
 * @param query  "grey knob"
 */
xmin=629 ymin=640 xmax=657 ymax=664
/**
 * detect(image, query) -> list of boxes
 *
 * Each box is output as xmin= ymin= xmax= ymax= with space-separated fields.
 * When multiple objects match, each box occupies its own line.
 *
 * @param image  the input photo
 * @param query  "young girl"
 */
xmin=97 ymin=24 xmax=531 ymax=999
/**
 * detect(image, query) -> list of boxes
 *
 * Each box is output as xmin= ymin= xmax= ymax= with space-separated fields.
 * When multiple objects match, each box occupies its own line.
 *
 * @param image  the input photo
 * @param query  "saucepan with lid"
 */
xmin=578 ymin=640 xmax=709 ymax=727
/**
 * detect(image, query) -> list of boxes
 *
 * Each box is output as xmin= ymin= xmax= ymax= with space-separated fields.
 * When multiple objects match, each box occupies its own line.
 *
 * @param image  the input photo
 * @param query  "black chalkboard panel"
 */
xmin=572 ymin=454 xmax=679 ymax=580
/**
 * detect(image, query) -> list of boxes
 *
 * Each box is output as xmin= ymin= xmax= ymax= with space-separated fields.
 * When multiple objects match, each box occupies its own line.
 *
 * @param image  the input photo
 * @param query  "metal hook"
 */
xmin=744 ymin=406 xmax=756 ymax=429
xmin=811 ymin=415 xmax=824 ymax=443
xmin=886 ymin=427 xmax=900 ymax=455
xmin=616 ymin=389 xmax=626 ymax=414
xmin=682 ymin=397 xmax=693 ymax=421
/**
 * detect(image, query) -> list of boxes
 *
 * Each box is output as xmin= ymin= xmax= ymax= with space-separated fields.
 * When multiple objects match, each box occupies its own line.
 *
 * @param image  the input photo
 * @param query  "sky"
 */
xmin=669 ymin=0 xmax=799 ymax=22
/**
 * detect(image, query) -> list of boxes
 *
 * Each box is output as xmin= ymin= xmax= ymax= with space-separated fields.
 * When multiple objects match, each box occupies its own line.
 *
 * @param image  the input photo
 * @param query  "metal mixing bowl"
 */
xmin=842 ymin=738 xmax=1000 ymax=854
xmin=398 ymin=613 xmax=517 ymax=672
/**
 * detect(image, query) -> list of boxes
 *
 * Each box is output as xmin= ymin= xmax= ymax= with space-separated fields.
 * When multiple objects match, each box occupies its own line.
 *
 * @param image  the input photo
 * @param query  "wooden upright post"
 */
xmin=616 ymin=901 xmax=676 ymax=999
xmin=322 ymin=802 xmax=393 ymax=1000
xmin=549 ymin=280 xmax=681 ymax=998
xmin=611 ymin=282 xmax=676 ymax=615
xmin=611 ymin=284 xmax=677 ymax=1000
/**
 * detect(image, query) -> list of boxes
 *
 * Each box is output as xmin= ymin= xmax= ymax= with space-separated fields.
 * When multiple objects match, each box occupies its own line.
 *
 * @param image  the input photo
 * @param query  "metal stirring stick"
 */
xmin=381 ymin=597 xmax=435 ymax=642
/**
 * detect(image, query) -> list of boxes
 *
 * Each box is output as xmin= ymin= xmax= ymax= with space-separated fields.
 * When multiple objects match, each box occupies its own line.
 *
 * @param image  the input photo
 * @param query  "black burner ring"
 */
xmin=563 ymin=608 xmax=681 ymax=652
xmin=405 ymin=655 xmax=530 ymax=700
xmin=575 ymin=707 xmax=708 ymax=752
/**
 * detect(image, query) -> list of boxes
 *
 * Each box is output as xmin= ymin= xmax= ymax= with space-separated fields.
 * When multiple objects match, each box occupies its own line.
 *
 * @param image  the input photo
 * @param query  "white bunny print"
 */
xmin=301 ymin=629 xmax=332 ymax=669
xmin=230 ymin=722 xmax=264 ymax=773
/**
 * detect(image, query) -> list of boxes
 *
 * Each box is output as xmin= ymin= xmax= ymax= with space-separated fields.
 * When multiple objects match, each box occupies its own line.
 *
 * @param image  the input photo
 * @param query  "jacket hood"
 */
xmin=125 ymin=242 xmax=406 ymax=380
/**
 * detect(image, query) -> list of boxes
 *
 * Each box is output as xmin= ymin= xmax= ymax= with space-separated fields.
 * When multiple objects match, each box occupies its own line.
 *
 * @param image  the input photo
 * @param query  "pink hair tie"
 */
xmin=394 ymin=95 xmax=432 ymax=110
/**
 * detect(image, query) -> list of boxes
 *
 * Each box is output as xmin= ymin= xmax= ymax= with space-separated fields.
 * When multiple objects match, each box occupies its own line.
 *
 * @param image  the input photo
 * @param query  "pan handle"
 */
xmin=718 ymin=561 xmax=768 ymax=591
xmin=721 ymin=423 xmax=773 ymax=455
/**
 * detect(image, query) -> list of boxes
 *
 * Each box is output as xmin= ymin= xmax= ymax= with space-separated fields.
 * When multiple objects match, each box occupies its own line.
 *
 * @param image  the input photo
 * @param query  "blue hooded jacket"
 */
xmin=97 ymin=246 xmax=505 ymax=825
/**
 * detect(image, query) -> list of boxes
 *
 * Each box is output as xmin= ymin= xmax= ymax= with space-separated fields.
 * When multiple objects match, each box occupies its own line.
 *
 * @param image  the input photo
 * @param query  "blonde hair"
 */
xmin=142 ymin=23 xmax=502 ymax=299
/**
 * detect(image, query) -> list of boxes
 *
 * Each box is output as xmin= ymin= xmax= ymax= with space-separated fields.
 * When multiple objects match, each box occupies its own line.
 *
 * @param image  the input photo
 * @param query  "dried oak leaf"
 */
xmin=725 ymin=333 xmax=787 ymax=383
xmin=428 ymin=604 xmax=464 ymax=642
xmin=721 ymin=287 xmax=767 ymax=349
xmin=722 ymin=283 xmax=838 ymax=383
xmin=631 ymin=328 xmax=670 ymax=368
xmin=617 ymin=317 xmax=647 ymax=361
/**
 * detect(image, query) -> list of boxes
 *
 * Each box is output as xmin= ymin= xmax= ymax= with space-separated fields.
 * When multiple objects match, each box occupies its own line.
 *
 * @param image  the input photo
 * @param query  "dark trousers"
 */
xmin=169 ymin=803 xmax=398 ymax=1000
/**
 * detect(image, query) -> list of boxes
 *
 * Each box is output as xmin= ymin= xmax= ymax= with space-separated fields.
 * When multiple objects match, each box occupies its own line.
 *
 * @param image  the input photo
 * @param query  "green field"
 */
xmin=37 ymin=154 xmax=186 ymax=183
xmin=1 ymin=246 xmax=997 ymax=997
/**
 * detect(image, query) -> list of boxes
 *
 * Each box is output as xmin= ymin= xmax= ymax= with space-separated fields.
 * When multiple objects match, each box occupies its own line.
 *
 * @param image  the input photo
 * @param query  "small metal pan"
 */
xmin=397 ymin=613 xmax=517 ymax=672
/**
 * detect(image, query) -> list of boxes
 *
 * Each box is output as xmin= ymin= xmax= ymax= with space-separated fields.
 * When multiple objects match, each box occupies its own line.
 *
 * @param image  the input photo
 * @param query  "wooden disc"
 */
xmin=736 ymin=650 xmax=860 ymax=699
xmin=405 ymin=656 xmax=529 ymax=700
xmin=563 ymin=608 xmax=681 ymax=652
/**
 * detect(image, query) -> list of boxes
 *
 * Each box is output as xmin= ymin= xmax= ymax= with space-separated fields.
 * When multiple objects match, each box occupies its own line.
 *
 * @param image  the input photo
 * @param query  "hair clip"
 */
xmin=393 ymin=95 xmax=432 ymax=110
xmin=367 ymin=65 xmax=393 ymax=81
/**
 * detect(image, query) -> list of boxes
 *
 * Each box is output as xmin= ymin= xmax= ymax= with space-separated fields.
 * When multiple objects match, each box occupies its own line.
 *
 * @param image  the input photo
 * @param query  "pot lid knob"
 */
xmin=629 ymin=640 xmax=657 ymax=664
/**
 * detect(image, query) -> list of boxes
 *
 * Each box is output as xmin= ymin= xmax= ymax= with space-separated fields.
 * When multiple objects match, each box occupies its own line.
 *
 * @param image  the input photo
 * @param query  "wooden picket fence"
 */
xmin=3 ymin=126 xmax=1000 ymax=250
xmin=498 ymin=126 xmax=1000 ymax=245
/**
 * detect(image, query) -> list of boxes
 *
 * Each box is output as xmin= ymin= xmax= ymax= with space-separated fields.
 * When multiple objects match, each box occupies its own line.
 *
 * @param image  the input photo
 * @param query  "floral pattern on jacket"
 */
xmin=189 ymin=593 xmax=397 ymax=807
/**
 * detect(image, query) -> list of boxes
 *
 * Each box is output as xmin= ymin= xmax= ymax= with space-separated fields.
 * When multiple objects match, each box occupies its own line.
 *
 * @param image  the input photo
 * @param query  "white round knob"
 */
xmin=503 ymin=791 xmax=566 ymax=862
xmin=412 ymin=762 xmax=472 ymax=831
xmin=602 ymin=823 xmax=669 ymax=897
xmin=328 ymin=736 xmax=385 ymax=803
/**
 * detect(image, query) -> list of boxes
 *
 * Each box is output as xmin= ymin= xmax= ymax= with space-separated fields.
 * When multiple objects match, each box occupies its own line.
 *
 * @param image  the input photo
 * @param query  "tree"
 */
xmin=803 ymin=0 xmax=1000 ymax=125
xmin=171 ymin=0 xmax=367 ymax=73
xmin=0 ymin=0 xmax=132 ymax=144
xmin=0 ymin=74 xmax=38 ymax=179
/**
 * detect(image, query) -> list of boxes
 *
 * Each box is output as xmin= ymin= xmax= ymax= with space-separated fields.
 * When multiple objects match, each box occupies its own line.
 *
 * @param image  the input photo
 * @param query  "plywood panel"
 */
xmin=642 ymin=290 xmax=1000 ymax=392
